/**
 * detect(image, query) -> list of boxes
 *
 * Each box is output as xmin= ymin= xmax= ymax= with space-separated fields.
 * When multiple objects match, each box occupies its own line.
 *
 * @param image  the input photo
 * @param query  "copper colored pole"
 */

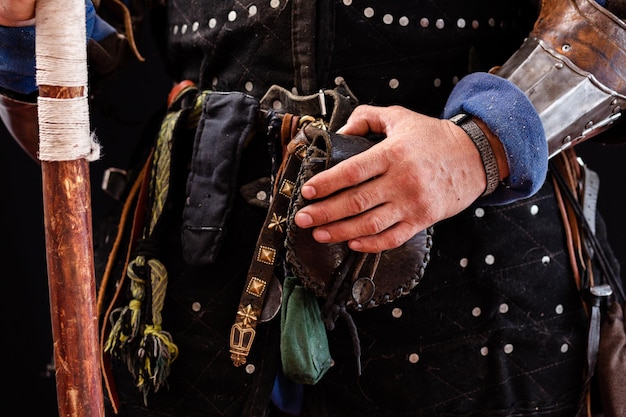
xmin=35 ymin=1 xmax=105 ymax=416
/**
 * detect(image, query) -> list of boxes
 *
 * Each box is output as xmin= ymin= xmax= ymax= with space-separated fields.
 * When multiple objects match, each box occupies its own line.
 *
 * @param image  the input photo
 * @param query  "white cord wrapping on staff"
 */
xmin=35 ymin=0 xmax=100 ymax=161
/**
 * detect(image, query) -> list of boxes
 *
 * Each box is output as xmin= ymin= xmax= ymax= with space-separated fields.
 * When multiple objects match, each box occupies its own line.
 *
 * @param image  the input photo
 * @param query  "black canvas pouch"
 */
xmin=181 ymin=92 xmax=260 ymax=265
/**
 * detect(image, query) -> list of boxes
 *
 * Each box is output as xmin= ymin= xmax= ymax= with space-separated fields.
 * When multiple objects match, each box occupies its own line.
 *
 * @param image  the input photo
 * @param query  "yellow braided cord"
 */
xmin=104 ymin=306 xmax=127 ymax=353
xmin=148 ymin=258 xmax=168 ymax=325
xmin=105 ymin=101 xmax=196 ymax=403
xmin=133 ymin=257 xmax=179 ymax=400
xmin=148 ymin=110 xmax=179 ymax=234
xmin=185 ymin=90 xmax=210 ymax=129
xmin=127 ymin=256 xmax=147 ymax=337
xmin=103 ymin=255 xmax=147 ymax=356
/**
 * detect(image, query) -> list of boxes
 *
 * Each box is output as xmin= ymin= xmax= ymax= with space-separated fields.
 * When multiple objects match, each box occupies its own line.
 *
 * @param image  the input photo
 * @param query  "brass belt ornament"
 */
xmin=229 ymin=118 xmax=320 ymax=366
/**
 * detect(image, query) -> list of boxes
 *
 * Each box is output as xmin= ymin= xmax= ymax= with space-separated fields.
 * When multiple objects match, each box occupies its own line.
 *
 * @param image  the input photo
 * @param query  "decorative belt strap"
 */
xmin=229 ymin=118 xmax=318 ymax=366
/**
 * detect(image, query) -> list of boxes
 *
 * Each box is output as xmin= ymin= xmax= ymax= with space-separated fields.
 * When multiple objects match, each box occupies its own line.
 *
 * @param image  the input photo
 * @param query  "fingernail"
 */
xmin=313 ymin=229 xmax=331 ymax=242
xmin=349 ymin=240 xmax=363 ymax=251
xmin=301 ymin=185 xmax=316 ymax=199
xmin=295 ymin=212 xmax=313 ymax=227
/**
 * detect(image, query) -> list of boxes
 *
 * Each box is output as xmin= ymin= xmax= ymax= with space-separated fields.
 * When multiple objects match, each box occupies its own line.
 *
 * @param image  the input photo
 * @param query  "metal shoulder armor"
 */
xmin=495 ymin=0 xmax=626 ymax=158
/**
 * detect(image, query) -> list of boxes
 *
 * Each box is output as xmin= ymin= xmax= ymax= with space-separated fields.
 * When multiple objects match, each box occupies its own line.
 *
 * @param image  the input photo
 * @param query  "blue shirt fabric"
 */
xmin=442 ymin=72 xmax=548 ymax=204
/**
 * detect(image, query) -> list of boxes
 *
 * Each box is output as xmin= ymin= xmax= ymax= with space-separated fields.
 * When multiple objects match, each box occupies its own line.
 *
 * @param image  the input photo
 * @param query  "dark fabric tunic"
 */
xmin=102 ymin=1 xmax=618 ymax=416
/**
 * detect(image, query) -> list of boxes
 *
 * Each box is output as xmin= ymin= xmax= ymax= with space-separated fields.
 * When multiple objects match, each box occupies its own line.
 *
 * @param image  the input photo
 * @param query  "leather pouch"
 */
xmin=284 ymin=125 xmax=433 ymax=321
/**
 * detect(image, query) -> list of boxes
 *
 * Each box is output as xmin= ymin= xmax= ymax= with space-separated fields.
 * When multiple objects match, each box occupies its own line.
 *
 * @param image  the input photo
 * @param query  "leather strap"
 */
xmin=99 ymin=149 xmax=153 ymax=413
xmin=229 ymin=119 xmax=312 ymax=366
xmin=551 ymin=149 xmax=617 ymax=416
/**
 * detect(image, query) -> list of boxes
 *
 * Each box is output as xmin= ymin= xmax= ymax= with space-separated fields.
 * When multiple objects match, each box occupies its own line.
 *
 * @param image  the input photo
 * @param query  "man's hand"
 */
xmin=294 ymin=104 xmax=495 ymax=253
xmin=0 ymin=0 xmax=36 ymax=26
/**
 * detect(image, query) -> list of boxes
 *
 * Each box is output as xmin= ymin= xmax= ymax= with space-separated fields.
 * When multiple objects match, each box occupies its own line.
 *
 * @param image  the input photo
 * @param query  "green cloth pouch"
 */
xmin=280 ymin=276 xmax=333 ymax=385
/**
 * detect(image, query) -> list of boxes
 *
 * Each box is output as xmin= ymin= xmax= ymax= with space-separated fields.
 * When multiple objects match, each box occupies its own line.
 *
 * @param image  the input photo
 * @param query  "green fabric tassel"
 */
xmin=280 ymin=276 xmax=333 ymax=385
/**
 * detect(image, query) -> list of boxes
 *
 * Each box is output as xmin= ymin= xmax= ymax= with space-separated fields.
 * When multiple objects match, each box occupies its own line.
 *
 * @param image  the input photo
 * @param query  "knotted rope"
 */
xmin=104 ymin=104 xmax=185 ymax=404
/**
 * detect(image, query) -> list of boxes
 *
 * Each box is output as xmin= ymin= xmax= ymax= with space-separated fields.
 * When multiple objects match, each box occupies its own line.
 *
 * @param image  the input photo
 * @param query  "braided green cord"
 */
xmin=105 ymin=92 xmax=210 ymax=403
xmin=104 ymin=256 xmax=147 ymax=354
xmin=148 ymin=110 xmax=178 ymax=234
xmin=136 ymin=258 xmax=179 ymax=403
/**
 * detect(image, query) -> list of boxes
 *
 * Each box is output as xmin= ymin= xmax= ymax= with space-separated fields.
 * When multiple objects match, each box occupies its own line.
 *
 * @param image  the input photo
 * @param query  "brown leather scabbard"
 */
xmin=0 ymin=93 xmax=39 ymax=162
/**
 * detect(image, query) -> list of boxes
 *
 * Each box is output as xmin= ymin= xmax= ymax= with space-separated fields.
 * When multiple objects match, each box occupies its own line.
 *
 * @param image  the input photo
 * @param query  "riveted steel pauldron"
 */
xmin=495 ymin=0 xmax=626 ymax=158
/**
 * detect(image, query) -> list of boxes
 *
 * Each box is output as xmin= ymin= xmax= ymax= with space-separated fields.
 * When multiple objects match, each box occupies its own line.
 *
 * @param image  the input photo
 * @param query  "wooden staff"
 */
xmin=35 ymin=0 xmax=105 ymax=416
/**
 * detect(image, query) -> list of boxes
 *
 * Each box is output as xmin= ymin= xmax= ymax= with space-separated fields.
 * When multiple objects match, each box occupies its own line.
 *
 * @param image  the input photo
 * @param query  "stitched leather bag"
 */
xmin=229 ymin=85 xmax=433 ymax=372
xmin=284 ymin=124 xmax=433 ymax=323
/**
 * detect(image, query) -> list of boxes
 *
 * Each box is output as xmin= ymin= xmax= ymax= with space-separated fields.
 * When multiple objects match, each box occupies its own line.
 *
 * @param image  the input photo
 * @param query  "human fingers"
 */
xmin=308 ymin=201 xmax=424 ymax=253
xmin=295 ymin=142 xmax=391 ymax=226
xmin=298 ymin=105 xmax=411 ymax=203
xmin=336 ymin=104 xmax=384 ymax=136
xmin=0 ymin=0 xmax=36 ymax=26
xmin=296 ymin=111 xmax=490 ymax=252
xmin=298 ymin=174 xmax=396 ymax=240
xmin=347 ymin=221 xmax=421 ymax=253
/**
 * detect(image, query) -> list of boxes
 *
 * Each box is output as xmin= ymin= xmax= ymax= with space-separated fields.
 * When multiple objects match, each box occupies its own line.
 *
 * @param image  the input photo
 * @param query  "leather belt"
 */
xmin=229 ymin=116 xmax=314 ymax=366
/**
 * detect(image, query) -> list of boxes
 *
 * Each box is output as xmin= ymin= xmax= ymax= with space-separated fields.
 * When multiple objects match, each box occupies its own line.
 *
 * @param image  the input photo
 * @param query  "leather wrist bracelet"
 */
xmin=449 ymin=113 xmax=500 ymax=196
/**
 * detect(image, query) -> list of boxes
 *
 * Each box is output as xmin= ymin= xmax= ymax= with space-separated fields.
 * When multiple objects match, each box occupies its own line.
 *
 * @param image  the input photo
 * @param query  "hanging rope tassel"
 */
xmin=104 ymin=256 xmax=147 ymax=357
xmin=101 ymin=87 xmax=198 ymax=404
xmin=135 ymin=256 xmax=179 ymax=404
